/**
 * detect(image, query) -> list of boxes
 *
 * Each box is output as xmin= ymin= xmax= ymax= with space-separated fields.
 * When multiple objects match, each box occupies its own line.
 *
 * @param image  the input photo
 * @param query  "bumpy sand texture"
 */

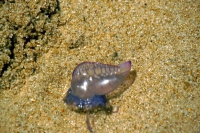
xmin=0 ymin=0 xmax=200 ymax=132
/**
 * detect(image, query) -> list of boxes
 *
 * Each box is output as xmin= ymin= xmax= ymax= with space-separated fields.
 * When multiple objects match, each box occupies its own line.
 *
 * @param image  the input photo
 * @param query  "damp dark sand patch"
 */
xmin=0 ymin=0 xmax=61 ymax=90
xmin=0 ymin=0 xmax=200 ymax=132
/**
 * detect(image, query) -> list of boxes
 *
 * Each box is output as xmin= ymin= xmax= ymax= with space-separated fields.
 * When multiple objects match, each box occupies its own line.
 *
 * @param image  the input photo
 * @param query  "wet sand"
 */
xmin=0 ymin=0 xmax=199 ymax=132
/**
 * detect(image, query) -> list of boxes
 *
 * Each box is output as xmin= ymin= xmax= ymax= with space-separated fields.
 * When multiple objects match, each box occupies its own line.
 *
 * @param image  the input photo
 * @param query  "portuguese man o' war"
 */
xmin=63 ymin=61 xmax=131 ymax=132
xmin=64 ymin=61 xmax=131 ymax=110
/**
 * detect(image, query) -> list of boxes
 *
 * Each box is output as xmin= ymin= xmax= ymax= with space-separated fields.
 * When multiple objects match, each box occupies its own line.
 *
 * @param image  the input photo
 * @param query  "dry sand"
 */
xmin=0 ymin=0 xmax=199 ymax=132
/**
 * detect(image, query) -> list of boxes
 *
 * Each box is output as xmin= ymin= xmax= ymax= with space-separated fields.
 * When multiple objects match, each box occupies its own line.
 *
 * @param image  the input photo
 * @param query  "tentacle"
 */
xmin=86 ymin=113 xmax=95 ymax=133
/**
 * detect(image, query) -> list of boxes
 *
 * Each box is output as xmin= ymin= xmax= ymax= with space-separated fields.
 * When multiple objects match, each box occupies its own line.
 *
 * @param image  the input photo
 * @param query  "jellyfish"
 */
xmin=64 ymin=61 xmax=131 ymax=132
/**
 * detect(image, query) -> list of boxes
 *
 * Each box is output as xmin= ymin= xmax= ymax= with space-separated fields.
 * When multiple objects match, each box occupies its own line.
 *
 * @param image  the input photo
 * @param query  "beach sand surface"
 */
xmin=0 ymin=0 xmax=199 ymax=132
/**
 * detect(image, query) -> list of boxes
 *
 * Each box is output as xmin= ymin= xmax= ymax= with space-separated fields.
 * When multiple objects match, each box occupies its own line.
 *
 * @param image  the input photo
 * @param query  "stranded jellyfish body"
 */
xmin=64 ymin=61 xmax=131 ymax=111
